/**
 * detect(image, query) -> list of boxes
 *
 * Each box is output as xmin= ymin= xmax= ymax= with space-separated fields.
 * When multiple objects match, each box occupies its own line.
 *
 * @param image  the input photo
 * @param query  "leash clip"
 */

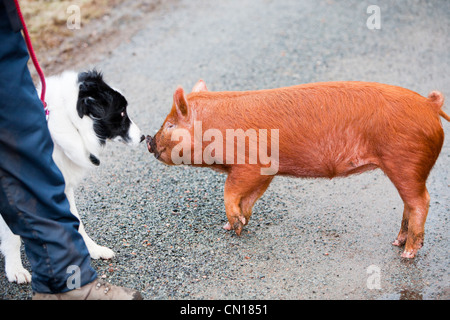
xmin=44 ymin=101 xmax=49 ymax=121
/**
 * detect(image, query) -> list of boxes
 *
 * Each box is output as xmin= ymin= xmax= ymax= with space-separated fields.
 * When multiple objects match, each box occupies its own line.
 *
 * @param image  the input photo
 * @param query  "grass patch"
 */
xmin=20 ymin=0 xmax=121 ymax=52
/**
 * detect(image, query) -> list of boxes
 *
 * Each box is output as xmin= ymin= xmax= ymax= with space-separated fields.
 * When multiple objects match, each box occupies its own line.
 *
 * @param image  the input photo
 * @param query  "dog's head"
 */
xmin=76 ymin=70 xmax=144 ymax=146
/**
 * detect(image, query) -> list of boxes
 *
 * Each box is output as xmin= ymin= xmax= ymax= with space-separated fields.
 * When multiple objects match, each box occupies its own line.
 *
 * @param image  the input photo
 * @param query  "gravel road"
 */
xmin=1 ymin=0 xmax=449 ymax=300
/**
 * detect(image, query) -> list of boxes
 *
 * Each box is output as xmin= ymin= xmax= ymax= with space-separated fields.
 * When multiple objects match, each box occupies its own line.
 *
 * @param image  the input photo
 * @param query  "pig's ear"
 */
xmin=191 ymin=79 xmax=208 ymax=93
xmin=174 ymin=86 xmax=189 ymax=118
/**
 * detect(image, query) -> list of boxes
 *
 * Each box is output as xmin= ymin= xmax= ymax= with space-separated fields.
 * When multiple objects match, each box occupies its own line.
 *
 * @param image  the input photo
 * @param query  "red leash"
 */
xmin=13 ymin=0 xmax=48 ymax=118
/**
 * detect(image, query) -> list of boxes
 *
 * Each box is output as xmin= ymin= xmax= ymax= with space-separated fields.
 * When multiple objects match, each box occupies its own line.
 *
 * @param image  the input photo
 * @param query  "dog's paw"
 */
xmin=88 ymin=245 xmax=115 ymax=260
xmin=6 ymin=266 xmax=32 ymax=284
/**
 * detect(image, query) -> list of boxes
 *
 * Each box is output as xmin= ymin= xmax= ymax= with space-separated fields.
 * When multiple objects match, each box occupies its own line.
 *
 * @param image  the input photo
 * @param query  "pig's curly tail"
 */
xmin=428 ymin=91 xmax=450 ymax=122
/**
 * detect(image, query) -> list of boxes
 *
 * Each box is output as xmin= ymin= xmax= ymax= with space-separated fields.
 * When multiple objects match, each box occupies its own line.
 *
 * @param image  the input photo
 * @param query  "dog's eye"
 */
xmin=121 ymin=111 xmax=125 ymax=117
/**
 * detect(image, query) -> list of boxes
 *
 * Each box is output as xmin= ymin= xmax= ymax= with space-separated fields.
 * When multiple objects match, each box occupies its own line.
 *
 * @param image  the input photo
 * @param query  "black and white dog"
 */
xmin=0 ymin=70 xmax=144 ymax=283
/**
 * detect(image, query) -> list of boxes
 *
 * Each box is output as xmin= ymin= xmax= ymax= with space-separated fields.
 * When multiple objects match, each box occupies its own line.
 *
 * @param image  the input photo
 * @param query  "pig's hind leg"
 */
xmin=392 ymin=206 xmax=409 ymax=247
xmin=396 ymin=187 xmax=430 ymax=259
xmin=382 ymin=163 xmax=431 ymax=258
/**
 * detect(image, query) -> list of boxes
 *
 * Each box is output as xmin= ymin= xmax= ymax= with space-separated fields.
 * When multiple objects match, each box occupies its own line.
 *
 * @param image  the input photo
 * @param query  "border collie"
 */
xmin=0 ymin=70 xmax=144 ymax=283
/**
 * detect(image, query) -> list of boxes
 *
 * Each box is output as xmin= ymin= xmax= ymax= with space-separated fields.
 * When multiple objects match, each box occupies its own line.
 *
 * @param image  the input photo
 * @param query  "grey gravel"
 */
xmin=1 ymin=0 xmax=449 ymax=300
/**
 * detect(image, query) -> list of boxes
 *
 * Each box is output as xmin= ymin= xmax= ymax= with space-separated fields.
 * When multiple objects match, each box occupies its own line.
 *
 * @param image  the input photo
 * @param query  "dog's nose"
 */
xmin=140 ymin=135 xmax=145 ymax=143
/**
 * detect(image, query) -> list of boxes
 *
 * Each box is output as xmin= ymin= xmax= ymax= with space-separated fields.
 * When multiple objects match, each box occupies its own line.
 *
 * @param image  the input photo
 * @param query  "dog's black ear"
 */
xmin=77 ymin=98 xmax=86 ymax=118
xmin=76 ymin=97 xmax=94 ymax=118
xmin=77 ymin=70 xmax=104 ymax=118
xmin=77 ymin=96 xmax=107 ymax=119
xmin=78 ymin=69 xmax=103 ymax=85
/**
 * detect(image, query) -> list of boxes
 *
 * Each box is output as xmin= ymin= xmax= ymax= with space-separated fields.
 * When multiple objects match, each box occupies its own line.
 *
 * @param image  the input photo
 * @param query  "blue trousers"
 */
xmin=0 ymin=3 xmax=96 ymax=293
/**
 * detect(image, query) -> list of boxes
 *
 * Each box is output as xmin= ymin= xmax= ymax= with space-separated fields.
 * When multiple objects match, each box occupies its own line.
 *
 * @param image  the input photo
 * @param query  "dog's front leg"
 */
xmin=65 ymin=188 xmax=115 ymax=260
xmin=0 ymin=216 xmax=31 ymax=283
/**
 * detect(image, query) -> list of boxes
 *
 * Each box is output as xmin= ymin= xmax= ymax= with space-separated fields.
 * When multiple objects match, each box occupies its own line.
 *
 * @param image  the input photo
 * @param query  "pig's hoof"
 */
xmin=223 ymin=216 xmax=246 ymax=235
xmin=233 ymin=221 xmax=243 ymax=236
xmin=392 ymin=239 xmax=405 ymax=247
xmin=401 ymin=250 xmax=416 ymax=259
xmin=222 ymin=222 xmax=242 ymax=231
xmin=233 ymin=216 xmax=246 ymax=236
xmin=392 ymin=234 xmax=407 ymax=247
xmin=223 ymin=222 xmax=232 ymax=230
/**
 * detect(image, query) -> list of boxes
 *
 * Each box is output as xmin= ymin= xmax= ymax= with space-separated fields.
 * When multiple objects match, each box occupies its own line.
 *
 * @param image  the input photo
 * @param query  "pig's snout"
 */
xmin=146 ymin=135 xmax=155 ymax=153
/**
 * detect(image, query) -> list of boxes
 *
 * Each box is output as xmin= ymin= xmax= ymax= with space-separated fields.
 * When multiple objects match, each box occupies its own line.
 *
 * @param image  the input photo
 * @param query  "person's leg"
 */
xmin=0 ymin=2 xmax=96 ymax=294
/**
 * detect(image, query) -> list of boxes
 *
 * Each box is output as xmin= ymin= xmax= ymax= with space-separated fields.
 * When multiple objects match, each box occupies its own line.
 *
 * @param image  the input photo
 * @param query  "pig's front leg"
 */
xmin=223 ymin=190 xmax=246 ymax=236
xmin=223 ymin=169 xmax=273 ymax=236
xmin=239 ymin=176 xmax=273 ymax=222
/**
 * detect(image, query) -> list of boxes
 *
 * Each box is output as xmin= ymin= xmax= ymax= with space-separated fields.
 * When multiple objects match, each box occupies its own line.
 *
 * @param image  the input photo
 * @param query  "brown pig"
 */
xmin=147 ymin=80 xmax=449 ymax=258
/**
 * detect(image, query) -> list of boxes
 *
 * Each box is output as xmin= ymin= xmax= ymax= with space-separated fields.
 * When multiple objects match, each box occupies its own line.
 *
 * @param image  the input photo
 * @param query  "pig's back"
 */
xmin=191 ymin=81 xmax=431 ymax=128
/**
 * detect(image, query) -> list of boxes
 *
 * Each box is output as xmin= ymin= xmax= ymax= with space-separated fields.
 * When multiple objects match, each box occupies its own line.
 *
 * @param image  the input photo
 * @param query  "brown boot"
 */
xmin=32 ymin=279 xmax=143 ymax=300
